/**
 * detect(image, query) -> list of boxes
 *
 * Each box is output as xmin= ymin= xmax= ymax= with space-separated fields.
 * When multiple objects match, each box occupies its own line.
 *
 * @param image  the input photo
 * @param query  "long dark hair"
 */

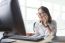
xmin=38 ymin=6 xmax=52 ymax=23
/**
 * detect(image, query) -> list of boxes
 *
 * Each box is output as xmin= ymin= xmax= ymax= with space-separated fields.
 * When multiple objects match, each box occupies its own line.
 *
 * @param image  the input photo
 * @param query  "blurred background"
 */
xmin=0 ymin=0 xmax=65 ymax=37
xmin=18 ymin=0 xmax=65 ymax=36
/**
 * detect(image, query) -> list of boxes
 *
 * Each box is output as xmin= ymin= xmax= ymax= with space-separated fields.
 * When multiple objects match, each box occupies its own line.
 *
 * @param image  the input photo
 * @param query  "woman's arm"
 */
xmin=47 ymin=20 xmax=57 ymax=36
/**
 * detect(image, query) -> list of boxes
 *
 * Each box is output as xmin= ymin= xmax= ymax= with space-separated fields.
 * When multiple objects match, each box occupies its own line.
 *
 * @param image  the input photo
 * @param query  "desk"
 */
xmin=1 ymin=36 xmax=65 ymax=43
xmin=12 ymin=36 xmax=65 ymax=43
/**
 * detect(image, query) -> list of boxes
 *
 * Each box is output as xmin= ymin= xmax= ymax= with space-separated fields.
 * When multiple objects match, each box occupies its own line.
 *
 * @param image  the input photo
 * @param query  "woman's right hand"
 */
xmin=43 ymin=14 xmax=48 ymax=26
xmin=26 ymin=33 xmax=34 ymax=36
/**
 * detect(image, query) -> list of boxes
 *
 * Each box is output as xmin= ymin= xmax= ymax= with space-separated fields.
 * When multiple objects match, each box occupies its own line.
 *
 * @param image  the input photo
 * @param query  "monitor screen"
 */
xmin=0 ymin=0 xmax=26 ymax=35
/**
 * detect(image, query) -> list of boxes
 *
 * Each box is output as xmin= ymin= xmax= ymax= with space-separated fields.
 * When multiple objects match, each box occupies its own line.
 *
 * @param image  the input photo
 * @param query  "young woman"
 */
xmin=33 ymin=6 xmax=57 ymax=39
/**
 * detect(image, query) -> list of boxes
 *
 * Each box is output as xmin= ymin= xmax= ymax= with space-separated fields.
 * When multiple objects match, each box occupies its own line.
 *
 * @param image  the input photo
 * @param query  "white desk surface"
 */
xmin=13 ymin=36 xmax=65 ymax=43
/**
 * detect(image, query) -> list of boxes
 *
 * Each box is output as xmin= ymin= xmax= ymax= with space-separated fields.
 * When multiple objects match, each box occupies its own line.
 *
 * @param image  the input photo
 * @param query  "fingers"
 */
xmin=45 ymin=15 xmax=48 ymax=20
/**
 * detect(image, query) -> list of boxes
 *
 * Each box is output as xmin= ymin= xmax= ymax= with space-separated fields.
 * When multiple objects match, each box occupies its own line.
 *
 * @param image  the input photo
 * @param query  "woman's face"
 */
xmin=37 ymin=9 xmax=48 ymax=23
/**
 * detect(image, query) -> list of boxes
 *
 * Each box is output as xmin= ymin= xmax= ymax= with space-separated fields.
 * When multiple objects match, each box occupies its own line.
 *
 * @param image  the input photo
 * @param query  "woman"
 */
xmin=33 ymin=6 xmax=57 ymax=39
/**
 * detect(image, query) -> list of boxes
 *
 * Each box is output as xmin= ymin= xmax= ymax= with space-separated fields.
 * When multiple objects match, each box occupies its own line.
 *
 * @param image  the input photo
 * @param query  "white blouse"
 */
xmin=32 ymin=20 xmax=57 ymax=39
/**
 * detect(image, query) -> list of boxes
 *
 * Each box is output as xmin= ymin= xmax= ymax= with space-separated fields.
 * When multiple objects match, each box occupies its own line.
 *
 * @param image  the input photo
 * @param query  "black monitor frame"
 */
xmin=0 ymin=0 xmax=26 ymax=35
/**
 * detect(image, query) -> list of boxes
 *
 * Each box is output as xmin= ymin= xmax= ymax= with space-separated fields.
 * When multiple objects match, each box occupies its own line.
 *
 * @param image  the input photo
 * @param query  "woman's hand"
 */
xmin=43 ymin=15 xmax=48 ymax=26
xmin=26 ymin=33 xmax=34 ymax=36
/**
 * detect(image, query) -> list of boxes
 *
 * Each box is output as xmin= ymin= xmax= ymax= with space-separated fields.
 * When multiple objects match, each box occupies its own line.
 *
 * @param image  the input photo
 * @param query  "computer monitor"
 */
xmin=0 ymin=0 xmax=26 ymax=35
